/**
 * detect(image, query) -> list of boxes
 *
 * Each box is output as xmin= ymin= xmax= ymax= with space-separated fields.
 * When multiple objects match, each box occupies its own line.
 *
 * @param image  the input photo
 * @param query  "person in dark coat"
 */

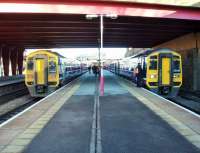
xmin=88 ymin=65 xmax=91 ymax=74
xmin=135 ymin=63 xmax=143 ymax=87
xmin=92 ymin=65 xmax=97 ymax=76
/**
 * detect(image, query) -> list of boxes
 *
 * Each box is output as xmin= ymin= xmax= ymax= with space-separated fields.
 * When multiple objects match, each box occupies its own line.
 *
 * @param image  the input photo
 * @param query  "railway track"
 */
xmin=0 ymin=76 xmax=81 ymax=126
xmin=0 ymin=88 xmax=29 ymax=105
xmin=121 ymin=76 xmax=200 ymax=115
xmin=170 ymin=96 xmax=200 ymax=115
xmin=0 ymin=79 xmax=28 ymax=105
xmin=142 ymin=89 xmax=200 ymax=115
xmin=0 ymin=97 xmax=40 ymax=124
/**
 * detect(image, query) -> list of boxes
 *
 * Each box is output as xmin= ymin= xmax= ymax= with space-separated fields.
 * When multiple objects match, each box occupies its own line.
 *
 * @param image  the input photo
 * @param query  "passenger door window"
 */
xmin=49 ymin=60 xmax=56 ymax=73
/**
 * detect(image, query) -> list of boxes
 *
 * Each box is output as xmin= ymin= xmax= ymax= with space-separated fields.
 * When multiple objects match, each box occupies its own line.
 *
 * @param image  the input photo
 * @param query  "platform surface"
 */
xmin=23 ymin=75 xmax=95 ymax=153
xmin=0 ymin=71 xmax=200 ymax=153
xmin=23 ymin=72 xmax=199 ymax=153
xmin=100 ymin=72 xmax=199 ymax=153
xmin=0 ymin=75 xmax=24 ymax=87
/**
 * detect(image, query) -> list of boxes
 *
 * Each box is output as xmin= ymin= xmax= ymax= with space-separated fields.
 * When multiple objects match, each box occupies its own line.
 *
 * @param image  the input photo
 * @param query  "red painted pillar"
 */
xmin=17 ymin=47 xmax=24 ymax=75
xmin=10 ymin=47 xmax=18 ymax=75
xmin=2 ymin=46 xmax=10 ymax=76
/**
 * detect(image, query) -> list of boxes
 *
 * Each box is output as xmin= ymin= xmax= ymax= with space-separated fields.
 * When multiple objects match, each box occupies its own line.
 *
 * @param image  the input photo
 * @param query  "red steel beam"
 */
xmin=0 ymin=1 xmax=199 ymax=20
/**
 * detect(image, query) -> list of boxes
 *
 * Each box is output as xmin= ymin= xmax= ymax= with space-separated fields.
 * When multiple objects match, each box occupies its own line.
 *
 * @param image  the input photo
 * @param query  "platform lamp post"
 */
xmin=86 ymin=14 xmax=117 ymax=96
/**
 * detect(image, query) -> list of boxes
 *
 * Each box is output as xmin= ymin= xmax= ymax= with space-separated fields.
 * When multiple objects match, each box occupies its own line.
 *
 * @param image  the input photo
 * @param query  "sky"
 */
xmin=26 ymin=48 xmax=127 ymax=60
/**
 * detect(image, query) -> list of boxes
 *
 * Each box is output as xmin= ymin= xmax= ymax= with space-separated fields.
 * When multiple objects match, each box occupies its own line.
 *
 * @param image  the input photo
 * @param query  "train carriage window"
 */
xmin=173 ymin=60 xmax=180 ymax=73
xmin=49 ymin=61 xmax=56 ymax=73
xmin=27 ymin=60 xmax=33 ymax=70
xmin=149 ymin=60 xmax=157 ymax=70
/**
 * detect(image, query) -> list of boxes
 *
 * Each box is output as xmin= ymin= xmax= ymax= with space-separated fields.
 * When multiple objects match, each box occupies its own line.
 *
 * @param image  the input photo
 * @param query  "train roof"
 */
xmin=51 ymin=51 xmax=65 ymax=58
xmin=131 ymin=48 xmax=174 ymax=58
xmin=27 ymin=50 xmax=65 ymax=58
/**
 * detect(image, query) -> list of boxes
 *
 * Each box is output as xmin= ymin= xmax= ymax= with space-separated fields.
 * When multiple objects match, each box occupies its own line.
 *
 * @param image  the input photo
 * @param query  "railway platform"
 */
xmin=0 ymin=75 xmax=24 ymax=87
xmin=0 ymin=71 xmax=200 ymax=153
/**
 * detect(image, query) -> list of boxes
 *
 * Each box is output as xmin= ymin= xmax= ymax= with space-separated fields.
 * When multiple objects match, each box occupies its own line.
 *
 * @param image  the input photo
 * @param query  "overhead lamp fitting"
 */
xmin=86 ymin=14 xmax=118 ymax=20
xmin=105 ymin=14 xmax=118 ymax=19
xmin=85 ymin=14 xmax=98 ymax=20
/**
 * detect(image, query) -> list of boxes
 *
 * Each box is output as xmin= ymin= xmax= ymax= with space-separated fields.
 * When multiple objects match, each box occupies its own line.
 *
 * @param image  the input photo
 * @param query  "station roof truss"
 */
xmin=0 ymin=1 xmax=199 ymax=48
xmin=131 ymin=48 xmax=175 ymax=58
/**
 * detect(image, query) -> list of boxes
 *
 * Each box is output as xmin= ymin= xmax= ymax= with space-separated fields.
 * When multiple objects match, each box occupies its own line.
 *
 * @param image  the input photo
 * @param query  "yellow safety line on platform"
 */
xmin=0 ymin=82 xmax=81 ymax=153
xmin=118 ymin=78 xmax=200 ymax=149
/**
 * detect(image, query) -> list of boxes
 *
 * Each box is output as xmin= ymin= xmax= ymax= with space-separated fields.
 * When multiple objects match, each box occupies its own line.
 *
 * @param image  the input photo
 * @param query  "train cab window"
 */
xmin=173 ymin=55 xmax=179 ymax=59
xmin=49 ymin=61 xmax=56 ymax=73
xmin=150 ymin=56 xmax=157 ymax=59
xmin=149 ymin=60 xmax=157 ymax=70
xmin=27 ymin=60 xmax=34 ymax=70
xmin=173 ymin=60 xmax=180 ymax=73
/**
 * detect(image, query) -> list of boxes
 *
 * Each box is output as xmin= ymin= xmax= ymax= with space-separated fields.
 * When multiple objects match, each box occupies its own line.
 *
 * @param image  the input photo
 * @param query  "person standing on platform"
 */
xmin=135 ymin=63 xmax=143 ymax=87
xmin=92 ymin=65 xmax=97 ymax=76
xmin=88 ymin=65 xmax=91 ymax=74
xmin=96 ymin=66 xmax=100 ymax=76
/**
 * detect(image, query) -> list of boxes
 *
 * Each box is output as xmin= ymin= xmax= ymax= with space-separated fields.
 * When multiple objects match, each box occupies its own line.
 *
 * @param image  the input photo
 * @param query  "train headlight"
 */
xmin=173 ymin=74 xmax=180 ymax=78
xmin=150 ymin=74 xmax=157 ymax=79
xmin=27 ymin=74 xmax=33 ymax=80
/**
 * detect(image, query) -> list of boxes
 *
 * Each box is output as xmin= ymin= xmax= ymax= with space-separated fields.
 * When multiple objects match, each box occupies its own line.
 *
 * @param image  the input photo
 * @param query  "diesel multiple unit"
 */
xmin=25 ymin=50 xmax=86 ymax=97
xmin=108 ymin=48 xmax=182 ymax=98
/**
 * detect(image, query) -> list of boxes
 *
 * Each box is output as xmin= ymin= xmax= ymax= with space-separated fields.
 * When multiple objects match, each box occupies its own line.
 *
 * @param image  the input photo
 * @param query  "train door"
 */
xmin=159 ymin=54 xmax=172 ymax=86
xmin=35 ymin=58 xmax=46 ymax=85
xmin=161 ymin=58 xmax=170 ymax=85
xmin=34 ymin=55 xmax=48 ymax=86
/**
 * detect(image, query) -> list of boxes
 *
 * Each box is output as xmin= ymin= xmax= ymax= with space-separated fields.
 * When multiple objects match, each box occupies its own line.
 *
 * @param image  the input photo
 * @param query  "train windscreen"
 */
xmin=27 ymin=59 xmax=34 ymax=70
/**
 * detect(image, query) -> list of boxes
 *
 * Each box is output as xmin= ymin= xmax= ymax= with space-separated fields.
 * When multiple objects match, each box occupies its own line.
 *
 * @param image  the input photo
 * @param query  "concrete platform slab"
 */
xmin=122 ymin=79 xmax=200 ymax=134
xmin=1 ymin=71 xmax=200 ymax=153
xmin=23 ymin=75 xmax=96 ymax=153
xmin=0 ymin=76 xmax=81 ymax=153
xmin=117 ymin=72 xmax=200 ymax=149
xmin=0 ymin=129 xmax=23 ymax=145
xmin=100 ymin=71 xmax=199 ymax=153
xmin=100 ymin=94 xmax=199 ymax=153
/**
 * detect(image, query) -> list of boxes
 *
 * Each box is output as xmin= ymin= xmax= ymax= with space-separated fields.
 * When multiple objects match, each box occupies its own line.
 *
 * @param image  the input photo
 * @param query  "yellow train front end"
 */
xmin=25 ymin=50 xmax=59 ymax=97
xmin=146 ymin=49 xmax=182 ymax=98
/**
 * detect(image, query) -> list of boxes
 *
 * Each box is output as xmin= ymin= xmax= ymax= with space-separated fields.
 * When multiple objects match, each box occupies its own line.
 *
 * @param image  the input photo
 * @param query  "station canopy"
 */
xmin=0 ymin=0 xmax=199 ymax=48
